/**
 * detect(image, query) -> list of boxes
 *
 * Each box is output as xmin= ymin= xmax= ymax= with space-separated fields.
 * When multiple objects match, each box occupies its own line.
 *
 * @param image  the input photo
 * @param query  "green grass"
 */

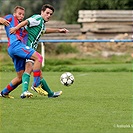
xmin=0 ymin=58 xmax=132 ymax=72
xmin=0 ymin=72 xmax=132 ymax=133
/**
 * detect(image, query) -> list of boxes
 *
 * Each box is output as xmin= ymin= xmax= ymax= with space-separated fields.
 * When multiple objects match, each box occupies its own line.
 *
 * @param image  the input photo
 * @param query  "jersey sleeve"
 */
xmin=26 ymin=15 xmax=42 ymax=27
xmin=4 ymin=14 xmax=13 ymax=22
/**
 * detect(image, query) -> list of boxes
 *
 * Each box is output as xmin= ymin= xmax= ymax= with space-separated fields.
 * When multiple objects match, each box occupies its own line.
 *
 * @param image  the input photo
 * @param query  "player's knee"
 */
xmin=17 ymin=77 xmax=22 ymax=84
xmin=25 ymin=63 xmax=33 ymax=74
xmin=35 ymin=52 xmax=43 ymax=63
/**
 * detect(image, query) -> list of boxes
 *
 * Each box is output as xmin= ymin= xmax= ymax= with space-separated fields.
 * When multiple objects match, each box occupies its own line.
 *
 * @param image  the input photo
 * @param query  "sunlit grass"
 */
xmin=0 ymin=72 xmax=132 ymax=133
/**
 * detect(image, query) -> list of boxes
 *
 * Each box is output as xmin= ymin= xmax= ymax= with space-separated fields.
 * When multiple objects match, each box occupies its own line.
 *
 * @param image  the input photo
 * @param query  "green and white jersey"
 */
xmin=25 ymin=14 xmax=46 ymax=50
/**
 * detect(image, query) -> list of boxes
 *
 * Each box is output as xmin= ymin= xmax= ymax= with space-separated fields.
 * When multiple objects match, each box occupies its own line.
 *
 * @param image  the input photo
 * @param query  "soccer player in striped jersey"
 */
xmin=10 ymin=4 xmax=69 ymax=98
xmin=0 ymin=6 xmax=47 ymax=98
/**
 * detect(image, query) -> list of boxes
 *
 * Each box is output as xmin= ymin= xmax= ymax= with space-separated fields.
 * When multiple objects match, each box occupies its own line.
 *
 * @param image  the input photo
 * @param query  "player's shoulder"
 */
xmin=4 ymin=14 xmax=13 ymax=18
xmin=4 ymin=14 xmax=14 ymax=22
xmin=32 ymin=14 xmax=41 ymax=18
xmin=31 ymin=14 xmax=43 ymax=20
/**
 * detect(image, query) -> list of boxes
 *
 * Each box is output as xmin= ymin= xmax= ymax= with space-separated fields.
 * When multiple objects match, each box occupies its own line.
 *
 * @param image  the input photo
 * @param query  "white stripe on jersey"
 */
xmin=26 ymin=14 xmax=45 ymax=50
xmin=27 ymin=17 xmax=41 ymax=27
xmin=30 ymin=22 xmax=44 ymax=50
xmin=33 ymin=15 xmax=41 ymax=19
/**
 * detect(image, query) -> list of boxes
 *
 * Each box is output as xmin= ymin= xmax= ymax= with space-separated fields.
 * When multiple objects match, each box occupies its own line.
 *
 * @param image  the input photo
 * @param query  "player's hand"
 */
xmin=59 ymin=28 xmax=69 ymax=33
xmin=1 ymin=19 xmax=10 ymax=26
xmin=10 ymin=27 xmax=17 ymax=34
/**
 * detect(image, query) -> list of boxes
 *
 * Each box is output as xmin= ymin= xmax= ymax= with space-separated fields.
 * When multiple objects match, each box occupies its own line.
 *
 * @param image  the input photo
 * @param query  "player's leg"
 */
xmin=29 ymin=51 xmax=49 ymax=95
xmin=31 ymin=72 xmax=51 ymax=96
xmin=13 ymin=55 xmax=33 ymax=98
xmin=40 ymin=77 xmax=54 ymax=96
xmin=0 ymin=70 xmax=24 ymax=98
xmin=18 ymin=60 xmax=33 ymax=99
xmin=22 ymin=61 xmax=33 ymax=93
xmin=9 ymin=42 xmax=49 ymax=96
xmin=40 ymin=77 xmax=62 ymax=98
xmin=30 ymin=51 xmax=42 ymax=87
xmin=0 ymin=50 xmax=25 ymax=98
xmin=5 ymin=45 xmax=33 ymax=98
xmin=29 ymin=61 xmax=62 ymax=98
xmin=14 ymin=43 xmax=47 ymax=95
xmin=23 ymin=60 xmax=48 ymax=96
xmin=11 ymin=42 xmax=42 ymax=88
xmin=31 ymin=74 xmax=62 ymax=98
xmin=37 ymin=72 xmax=62 ymax=98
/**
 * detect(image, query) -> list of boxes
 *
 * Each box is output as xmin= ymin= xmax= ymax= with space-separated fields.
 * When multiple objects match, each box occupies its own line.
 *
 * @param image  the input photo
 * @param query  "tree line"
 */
xmin=0 ymin=0 xmax=132 ymax=24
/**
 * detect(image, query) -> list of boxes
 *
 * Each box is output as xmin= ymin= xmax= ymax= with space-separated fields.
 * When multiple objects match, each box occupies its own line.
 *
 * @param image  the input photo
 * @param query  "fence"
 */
xmin=0 ymin=39 xmax=133 ymax=66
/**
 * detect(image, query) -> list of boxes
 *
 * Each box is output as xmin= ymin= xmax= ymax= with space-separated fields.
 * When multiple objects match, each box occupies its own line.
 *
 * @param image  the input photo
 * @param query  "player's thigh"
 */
xmin=13 ymin=56 xmax=26 ymax=72
xmin=17 ymin=45 xmax=35 ymax=59
xmin=16 ymin=70 xmax=25 ymax=78
xmin=31 ymin=51 xmax=43 ymax=62
xmin=9 ymin=42 xmax=35 ymax=59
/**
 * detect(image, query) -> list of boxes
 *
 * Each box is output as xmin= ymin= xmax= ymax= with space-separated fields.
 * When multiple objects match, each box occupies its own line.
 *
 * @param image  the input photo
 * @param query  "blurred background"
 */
xmin=0 ymin=0 xmax=133 ymax=72
xmin=0 ymin=2 xmax=133 ymax=133
xmin=0 ymin=0 xmax=133 ymax=23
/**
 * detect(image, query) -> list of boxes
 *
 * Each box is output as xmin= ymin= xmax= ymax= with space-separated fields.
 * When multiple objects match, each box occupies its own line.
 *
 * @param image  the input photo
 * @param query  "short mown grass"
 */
xmin=0 ymin=71 xmax=133 ymax=133
xmin=0 ymin=51 xmax=133 ymax=132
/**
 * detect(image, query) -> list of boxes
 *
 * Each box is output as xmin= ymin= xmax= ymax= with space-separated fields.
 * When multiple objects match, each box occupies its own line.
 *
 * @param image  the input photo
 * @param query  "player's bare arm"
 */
xmin=10 ymin=20 xmax=28 ymax=34
xmin=45 ymin=28 xmax=69 ymax=34
xmin=0 ymin=17 xmax=10 ymax=26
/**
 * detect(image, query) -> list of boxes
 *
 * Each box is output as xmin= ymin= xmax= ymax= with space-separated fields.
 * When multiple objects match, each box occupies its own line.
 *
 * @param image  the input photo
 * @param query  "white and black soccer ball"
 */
xmin=60 ymin=72 xmax=74 ymax=86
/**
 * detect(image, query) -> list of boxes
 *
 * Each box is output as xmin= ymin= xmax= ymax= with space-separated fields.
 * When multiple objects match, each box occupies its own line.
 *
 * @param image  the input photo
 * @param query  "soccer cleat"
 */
xmin=20 ymin=91 xmax=33 ymax=99
xmin=32 ymin=85 xmax=48 ymax=96
xmin=48 ymin=91 xmax=62 ymax=98
xmin=0 ymin=92 xmax=14 ymax=99
xmin=31 ymin=86 xmax=34 ymax=91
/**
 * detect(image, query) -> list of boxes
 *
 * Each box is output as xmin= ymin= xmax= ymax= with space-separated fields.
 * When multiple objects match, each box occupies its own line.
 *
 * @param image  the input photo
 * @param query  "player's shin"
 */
xmin=1 ymin=82 xmax=19 ymax=95
xmin=22 ymin=72 xmax=30 ymax=92
xmin=40 ymin=78 xmax=54 ymax=96
xmin=33 ymin=70 xmax=41 ymax=87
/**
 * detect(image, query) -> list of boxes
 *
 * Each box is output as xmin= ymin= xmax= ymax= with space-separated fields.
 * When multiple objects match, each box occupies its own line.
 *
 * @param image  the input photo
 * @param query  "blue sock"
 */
xmin=33 ymin=70 xmax=41 ymax=87
xmin=1 ymin=82 xmax=18 ymax=95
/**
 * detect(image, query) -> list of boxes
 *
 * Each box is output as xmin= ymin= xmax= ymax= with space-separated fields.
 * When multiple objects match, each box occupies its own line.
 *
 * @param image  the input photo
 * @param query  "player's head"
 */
xmin=13 ymin=6 xmax=25 ymax=22
xmin=41 ymin=4 xmax=54 ymax=22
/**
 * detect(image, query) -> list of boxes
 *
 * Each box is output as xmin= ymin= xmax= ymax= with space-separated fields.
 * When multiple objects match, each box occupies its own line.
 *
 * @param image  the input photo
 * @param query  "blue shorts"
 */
xmin=8 ymin=40 xmax=35 ymax=72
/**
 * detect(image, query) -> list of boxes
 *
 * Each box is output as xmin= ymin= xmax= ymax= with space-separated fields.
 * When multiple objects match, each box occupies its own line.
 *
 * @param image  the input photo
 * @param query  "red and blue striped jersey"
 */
xmin=4 ymin=14 xmax=28 ymax=46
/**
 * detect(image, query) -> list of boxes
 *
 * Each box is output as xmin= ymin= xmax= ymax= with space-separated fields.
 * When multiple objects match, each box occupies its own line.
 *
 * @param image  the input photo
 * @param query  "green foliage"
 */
xmin=0 ymin=43 xmax=7 ymax=52
xmin=45 ymin=58 xmax=73 ymax=65
xmin=0 ymin=0 xmax=43 ymax=18
xmin=0 ymin=0 xmax=65 ymax=20
xmin=63 ymin=0 xmax=133 ymax=24
xmin=0 ymin=51 xmax=132 ymax=72
xmin=42 ymin=63 xmax=132 ymax=72
xmin=55 ymin=44 xmax=78 ymax=54
xmin=0 ymin=0 xmax=132 ymax=23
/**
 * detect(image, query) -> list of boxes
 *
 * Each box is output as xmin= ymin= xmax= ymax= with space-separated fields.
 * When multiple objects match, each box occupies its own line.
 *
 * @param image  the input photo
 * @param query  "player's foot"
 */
xmin=48 ymin=91 xmax=62 ymax=98
xmin=31 ymin=85 xmax=48 ymax=96
xmin=20 ymin=91 xmax=33 ymax=99
xmin=0 ymin=92 xmax=14 ymax=99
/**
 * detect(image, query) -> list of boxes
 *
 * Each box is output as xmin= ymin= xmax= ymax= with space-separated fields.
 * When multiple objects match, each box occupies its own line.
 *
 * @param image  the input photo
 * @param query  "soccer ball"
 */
xmin=60 ymin=72 xmax=74 ymax=86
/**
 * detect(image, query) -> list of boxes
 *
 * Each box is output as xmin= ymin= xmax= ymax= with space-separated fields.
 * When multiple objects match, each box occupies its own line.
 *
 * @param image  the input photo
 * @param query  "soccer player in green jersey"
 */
xmin=0 ymin=6 xmax=47 ymax=99
xmin=10 ymin=4 xmax=69 ymax=98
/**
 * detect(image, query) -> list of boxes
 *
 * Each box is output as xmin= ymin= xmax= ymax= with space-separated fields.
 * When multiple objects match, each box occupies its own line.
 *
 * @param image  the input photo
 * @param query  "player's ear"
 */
xmin=13 ymin=12 xmax=16 ymax=16
xmin=41 ymin=10 xmax=44 ymax=14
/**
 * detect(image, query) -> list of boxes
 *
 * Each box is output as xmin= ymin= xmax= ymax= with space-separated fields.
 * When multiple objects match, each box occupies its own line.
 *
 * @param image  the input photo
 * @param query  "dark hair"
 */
xmin=13 ymin=6 xmax=25 ymax=13
xmin=41 ymin=4 xmax=54 ymax=12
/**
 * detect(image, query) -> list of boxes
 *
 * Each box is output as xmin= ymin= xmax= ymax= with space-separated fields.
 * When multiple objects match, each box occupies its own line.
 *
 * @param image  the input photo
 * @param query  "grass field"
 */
xmin=0 ymin=71 xmax=132 ymax=133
